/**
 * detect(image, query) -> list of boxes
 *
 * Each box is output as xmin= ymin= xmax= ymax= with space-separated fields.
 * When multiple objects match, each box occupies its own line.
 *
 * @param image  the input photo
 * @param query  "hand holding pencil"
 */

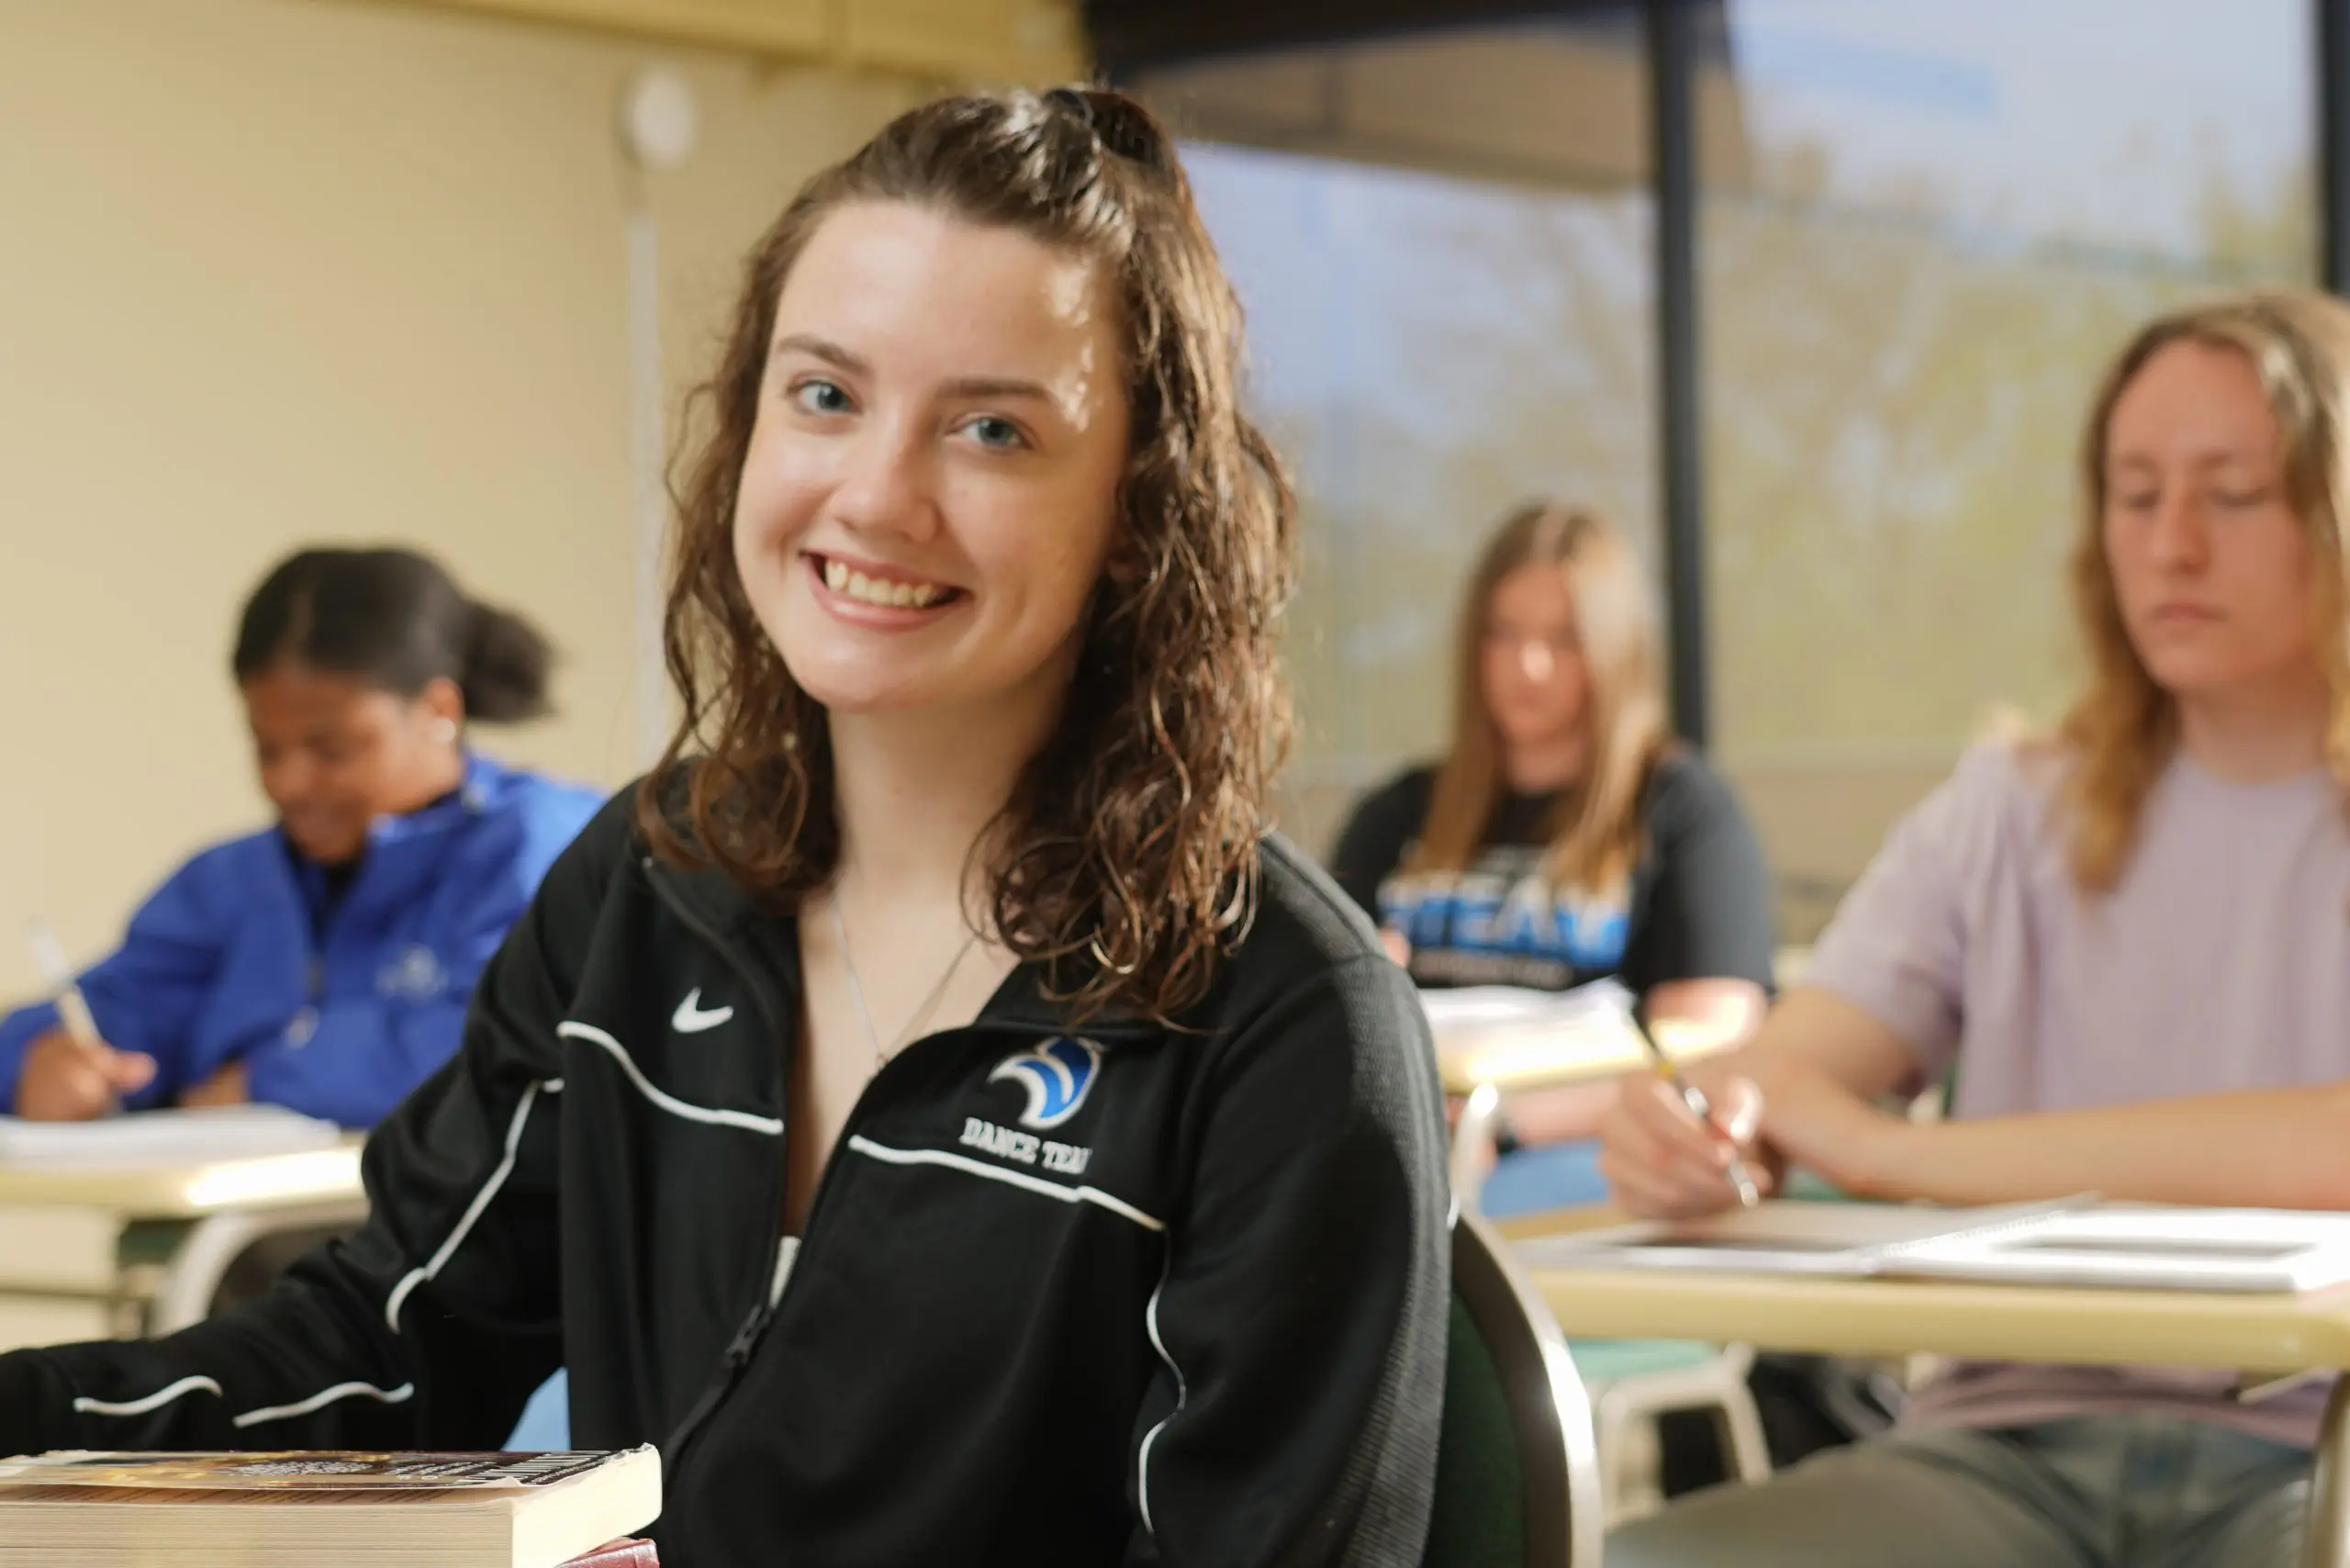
xmin=1598 ymin=1003 xmax=1774 ymax=1219
xmin=13 ymin=923 xmax=155 ymax=1122
xmin=1628 ymin=1004 xmax=1761 ymax=1207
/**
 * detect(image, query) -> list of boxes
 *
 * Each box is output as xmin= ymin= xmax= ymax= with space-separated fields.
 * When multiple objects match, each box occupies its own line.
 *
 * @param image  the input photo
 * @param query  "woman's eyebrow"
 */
xmin=770 ymin=332 xmax=867 ymax=373
xmin=936 ymin=375 xmax=1054 ymax=403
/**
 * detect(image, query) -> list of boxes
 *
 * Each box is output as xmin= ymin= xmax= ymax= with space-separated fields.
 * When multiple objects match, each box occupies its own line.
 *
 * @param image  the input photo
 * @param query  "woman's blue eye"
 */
xmin=962 ymin=416 xmax=1025 ymax=450
xmin=792 ymin=380 xmax=852 ymax=416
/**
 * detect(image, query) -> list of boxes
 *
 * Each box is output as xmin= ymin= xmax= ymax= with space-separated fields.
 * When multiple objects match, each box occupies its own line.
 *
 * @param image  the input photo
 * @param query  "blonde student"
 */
xmin=1602 ymin=289 xmax=2350 ymax=1567
xmin=0 ymin=89 xmax=1450 ymax=1568
xmin=1330 ymin=501 xmax=1774 ymax=1213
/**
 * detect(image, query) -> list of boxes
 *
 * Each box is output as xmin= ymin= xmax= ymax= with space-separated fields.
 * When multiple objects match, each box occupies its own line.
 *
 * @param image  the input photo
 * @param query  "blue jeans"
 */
xmin=504 ymin=1369 xmax=571 ymax=1450
xmin=1606 ymin=1416 xmax=2310 ymax=1568
xmin=1478 ymin=1137 xmax=1609 ymax=1218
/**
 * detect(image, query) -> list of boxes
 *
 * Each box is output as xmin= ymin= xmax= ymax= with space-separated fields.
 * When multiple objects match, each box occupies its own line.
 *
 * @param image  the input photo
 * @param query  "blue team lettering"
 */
xmin=1380 ymin=870 xmax=1628 ymax=968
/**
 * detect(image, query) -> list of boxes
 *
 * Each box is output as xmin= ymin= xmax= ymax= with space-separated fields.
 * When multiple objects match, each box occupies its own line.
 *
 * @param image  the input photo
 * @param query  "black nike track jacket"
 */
xmin=0 ymin=787 xmax=1451 ymax=1566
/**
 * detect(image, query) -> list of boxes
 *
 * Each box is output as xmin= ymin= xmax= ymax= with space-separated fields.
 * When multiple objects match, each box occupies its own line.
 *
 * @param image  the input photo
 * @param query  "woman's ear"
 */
xmin=1099 ymin=528 xmax=1153 ymax=589
xmin=419 ymin=676 xmax=465 ymax=745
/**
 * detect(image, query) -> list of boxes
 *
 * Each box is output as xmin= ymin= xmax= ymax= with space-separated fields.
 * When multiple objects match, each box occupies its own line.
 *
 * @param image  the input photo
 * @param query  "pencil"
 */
xmin=1628 ymin=1004 xmax=1761 ymax=1208
xmin=25 ymin=921 xmax=104 ymax=1052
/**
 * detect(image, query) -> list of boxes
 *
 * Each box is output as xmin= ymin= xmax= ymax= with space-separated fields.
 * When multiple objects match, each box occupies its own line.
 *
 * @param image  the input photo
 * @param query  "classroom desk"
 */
xmin=1433 ymin=1015 xmax=1732 ymax=1098
xmin=0 ymin=1143 xmax=366 ymax=1347
xmin=1503 ymin=1206 xmax=2350 ymax=1568
xmin=1436 ymin=1019 xmax=1737 ymax=1201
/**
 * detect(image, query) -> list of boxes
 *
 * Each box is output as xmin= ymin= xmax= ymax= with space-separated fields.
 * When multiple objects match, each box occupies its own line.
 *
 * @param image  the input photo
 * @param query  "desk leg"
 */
xmin=1450 ymin=1083 xmax=1502 ymax=1214
xmin=2302 ymin=1376 xmax=2350 ymax=1568
xmin=147 ymin=1203 xmax=368 ymax=1336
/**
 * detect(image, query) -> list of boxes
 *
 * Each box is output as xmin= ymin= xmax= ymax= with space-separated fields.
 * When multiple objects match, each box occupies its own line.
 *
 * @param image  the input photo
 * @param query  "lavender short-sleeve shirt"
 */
xmin=1804 ymin=743 xmax=2350 ymax=1445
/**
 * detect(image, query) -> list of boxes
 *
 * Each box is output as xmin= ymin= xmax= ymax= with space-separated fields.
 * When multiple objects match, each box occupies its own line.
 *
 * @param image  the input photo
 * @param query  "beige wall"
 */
xmin=0 ymin=0 xmax=1029 ymax=993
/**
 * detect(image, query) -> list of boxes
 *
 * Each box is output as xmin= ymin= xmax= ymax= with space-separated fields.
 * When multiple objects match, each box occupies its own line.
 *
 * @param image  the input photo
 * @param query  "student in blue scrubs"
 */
xmin=0 ymin=546 xmax=602 ymax=1131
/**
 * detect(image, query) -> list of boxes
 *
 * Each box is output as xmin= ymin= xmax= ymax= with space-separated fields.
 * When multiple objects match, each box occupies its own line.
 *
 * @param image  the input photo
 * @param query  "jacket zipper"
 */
xmin=632 ymin=868 xmax=1154 ymax=1485
xmin=640 ymin=862 xmax=793 ymax=1482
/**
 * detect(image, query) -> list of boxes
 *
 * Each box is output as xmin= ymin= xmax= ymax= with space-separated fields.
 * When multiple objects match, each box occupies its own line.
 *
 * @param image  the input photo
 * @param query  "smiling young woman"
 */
xmin=0 ymin=90 xmax=1451 ymax=1568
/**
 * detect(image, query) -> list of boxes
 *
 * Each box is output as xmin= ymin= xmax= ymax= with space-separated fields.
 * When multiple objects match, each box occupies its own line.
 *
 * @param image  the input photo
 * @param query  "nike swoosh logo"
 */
xmin=671 ymin=989 xmax=735 ymax=1034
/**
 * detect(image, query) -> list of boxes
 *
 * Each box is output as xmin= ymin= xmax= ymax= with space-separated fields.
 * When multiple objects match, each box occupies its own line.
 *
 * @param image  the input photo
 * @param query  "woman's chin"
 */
xmin=789 ymin=668 xmax=942 ymax=717
xmin=286 ymin=829 xmax=364 ymax=867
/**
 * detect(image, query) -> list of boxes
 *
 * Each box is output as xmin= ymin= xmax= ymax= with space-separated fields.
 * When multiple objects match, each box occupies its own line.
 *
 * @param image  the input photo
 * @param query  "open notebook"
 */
xmin=1521 ymin=1198 xmax=2350 ymax=1294
xmin=0 ymin=1105 xmax=342 ymax=1168
xmin=1416 ymin=979 xmax=1652 ymax=1083
xmin=1416 ymin=979 xmax=1636 ymax=1039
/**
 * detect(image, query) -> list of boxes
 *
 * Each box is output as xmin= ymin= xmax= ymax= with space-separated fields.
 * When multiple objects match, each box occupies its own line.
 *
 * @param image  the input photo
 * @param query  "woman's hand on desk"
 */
xmin=14 ymin=1029 xmax=156 ymax=1120
xmin=1601 ymin=987 xmax=1945 ymax=1211
xmin=179 ymin=1059 xmax=250 ymax=1109
xmin=1598 ymin=1068 xmax=1777 ymax=1218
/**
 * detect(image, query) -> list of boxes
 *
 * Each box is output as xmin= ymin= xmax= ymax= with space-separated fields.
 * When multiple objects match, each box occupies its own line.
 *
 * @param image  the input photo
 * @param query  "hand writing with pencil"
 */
xmin=15 ymin=921 xmax=155 ymax=1121
xmin=1600 ymin=1042 xmax=1917 ymax=1217
xmin=15 ymin=1027 xmax=157 ymax=1121
xmin=1598 ymin=1058 xmax=1777 ymax=1219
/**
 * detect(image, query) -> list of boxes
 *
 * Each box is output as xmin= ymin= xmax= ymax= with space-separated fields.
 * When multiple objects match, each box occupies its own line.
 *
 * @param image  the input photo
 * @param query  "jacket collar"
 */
xmin=643 ymin=854 xmax=1160 ymax=1043
xmin=285 ymin=750 xmax=503 ymax=904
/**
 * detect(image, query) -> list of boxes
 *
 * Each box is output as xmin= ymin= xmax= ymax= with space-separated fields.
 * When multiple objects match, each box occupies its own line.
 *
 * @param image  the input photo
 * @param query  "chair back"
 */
xmin=1424 ymin=1208 xmax=1605 ymax=1568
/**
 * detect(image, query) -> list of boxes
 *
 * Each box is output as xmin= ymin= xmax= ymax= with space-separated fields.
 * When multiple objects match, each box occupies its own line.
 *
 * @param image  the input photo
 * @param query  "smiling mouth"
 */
xmin=809 ymin=554 xmax=960 ymax=610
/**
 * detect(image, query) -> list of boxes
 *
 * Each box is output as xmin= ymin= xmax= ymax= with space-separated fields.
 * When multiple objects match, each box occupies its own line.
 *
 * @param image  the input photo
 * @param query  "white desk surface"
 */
xmin=0 ymin=1142 xmax=364 ymax=1219
xmin=1502 ymin=1207 xmax=2350 ymax=1375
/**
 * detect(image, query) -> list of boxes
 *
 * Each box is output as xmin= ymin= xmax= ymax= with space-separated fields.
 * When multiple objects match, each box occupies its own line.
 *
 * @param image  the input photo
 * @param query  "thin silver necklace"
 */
xmin=829 ymin=897 xmax=980 ymax=1075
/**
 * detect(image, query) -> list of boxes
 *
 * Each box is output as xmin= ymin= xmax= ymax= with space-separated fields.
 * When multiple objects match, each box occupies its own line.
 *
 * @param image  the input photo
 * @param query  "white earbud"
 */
xmin=431 ymin=716 xmax=460 ymax=746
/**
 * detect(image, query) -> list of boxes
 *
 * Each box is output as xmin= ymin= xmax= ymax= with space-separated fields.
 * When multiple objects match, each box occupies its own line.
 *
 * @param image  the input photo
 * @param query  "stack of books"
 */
xmin=0 ymin=1448 xmax=660 ymax=1566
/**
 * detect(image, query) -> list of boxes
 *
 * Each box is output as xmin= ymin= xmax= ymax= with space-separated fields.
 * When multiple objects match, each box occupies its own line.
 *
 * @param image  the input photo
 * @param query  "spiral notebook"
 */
xmin=1522 ymin=1199 xmax=2350 ymax=1294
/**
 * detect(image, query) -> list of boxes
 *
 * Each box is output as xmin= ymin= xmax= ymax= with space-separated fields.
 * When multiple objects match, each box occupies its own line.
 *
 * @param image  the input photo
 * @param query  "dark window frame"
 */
xmin=1095 ymin=0 xmax=2345 ymax=750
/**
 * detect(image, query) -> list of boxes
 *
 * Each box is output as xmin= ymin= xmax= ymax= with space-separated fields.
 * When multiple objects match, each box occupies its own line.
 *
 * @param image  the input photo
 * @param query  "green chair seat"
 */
xmin=1427 ymin=1294 xmax=1528 ymax=1565
xmin=1423 ymin=1211 xmax=1603 ymax=1566
xmin=1568 ymin=1338 xmax=1724 ymax=1383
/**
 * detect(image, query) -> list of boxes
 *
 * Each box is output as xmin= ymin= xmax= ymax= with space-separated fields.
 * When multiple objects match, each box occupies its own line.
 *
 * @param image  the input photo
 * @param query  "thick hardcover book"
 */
xmin=0 ymin=1449 xmax=660 ymax=1566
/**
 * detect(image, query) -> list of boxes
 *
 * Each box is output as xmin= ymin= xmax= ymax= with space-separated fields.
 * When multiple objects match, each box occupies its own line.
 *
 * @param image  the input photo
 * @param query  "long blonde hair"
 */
xmin=1409 ymin=502 xmax=1669 ymax=898
xmin=2055 ymin=288 xmax=2350 ymax=888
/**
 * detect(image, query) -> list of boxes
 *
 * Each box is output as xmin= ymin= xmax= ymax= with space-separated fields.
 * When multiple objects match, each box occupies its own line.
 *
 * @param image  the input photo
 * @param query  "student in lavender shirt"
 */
xmin=1601 ymin=289 xmax=2350 ymax=1568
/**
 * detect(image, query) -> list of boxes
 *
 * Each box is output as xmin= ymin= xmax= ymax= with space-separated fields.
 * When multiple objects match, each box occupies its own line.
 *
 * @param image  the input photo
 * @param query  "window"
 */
xmin=1699 ymin=0 xmax=2318 ymax=935
xmin=1134 ymin=14 xmax=1657 ymax=856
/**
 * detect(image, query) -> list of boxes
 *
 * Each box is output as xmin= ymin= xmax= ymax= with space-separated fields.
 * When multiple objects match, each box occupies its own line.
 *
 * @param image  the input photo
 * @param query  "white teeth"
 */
xmin=822 ymin=558 xmax=946 ymax=609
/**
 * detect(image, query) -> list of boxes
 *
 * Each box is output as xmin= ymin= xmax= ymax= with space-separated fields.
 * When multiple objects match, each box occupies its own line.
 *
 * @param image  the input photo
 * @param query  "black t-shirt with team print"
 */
xmin=1327 ymin=749 xmax=1776 ymax=996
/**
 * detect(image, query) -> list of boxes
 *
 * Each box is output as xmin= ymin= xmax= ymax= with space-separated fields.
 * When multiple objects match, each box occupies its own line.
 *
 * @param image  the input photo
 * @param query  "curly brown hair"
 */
xmin=638 ymin=87 xmax=1296 ymax=1024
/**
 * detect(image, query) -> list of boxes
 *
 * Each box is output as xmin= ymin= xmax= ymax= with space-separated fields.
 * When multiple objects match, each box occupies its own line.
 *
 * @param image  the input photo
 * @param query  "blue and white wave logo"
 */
xmin=375 ymin=945 xmax=448 ymax=1002
xmin=988 ymin=1036 xmax=1103 ymax=1130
